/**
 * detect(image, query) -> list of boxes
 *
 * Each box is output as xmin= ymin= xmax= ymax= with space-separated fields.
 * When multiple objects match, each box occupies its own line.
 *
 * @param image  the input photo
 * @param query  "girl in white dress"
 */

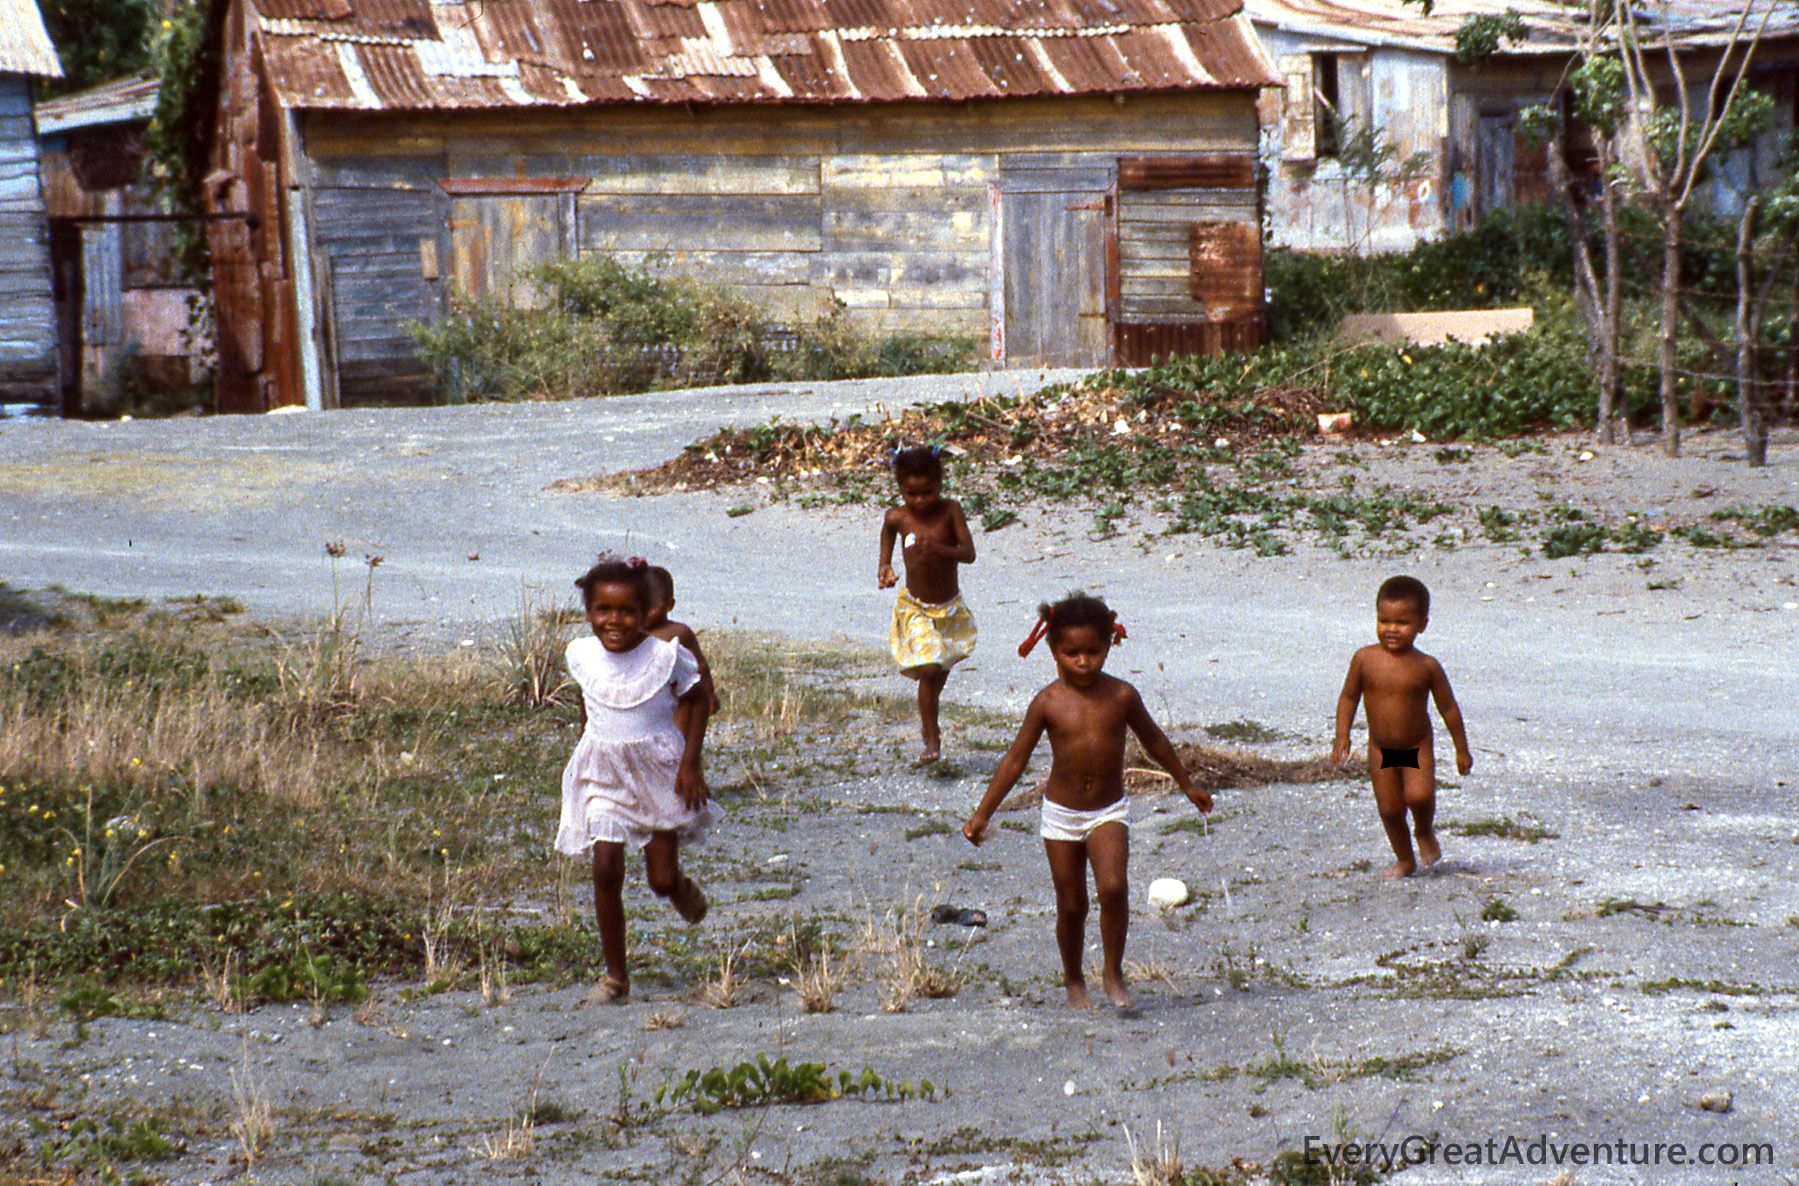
xmin=555 ymin=558 xmax=713 ymax=1003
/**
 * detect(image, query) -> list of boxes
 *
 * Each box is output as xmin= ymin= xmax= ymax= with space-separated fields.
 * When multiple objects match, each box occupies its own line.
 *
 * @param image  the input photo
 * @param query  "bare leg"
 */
xmin=1408 ymin=746 xmax=1440 ymax=868
xmin=1369 ymin=747 xmax=1416 ymax=878
xmin=589 ymin=843 xmax=629 ymax=1001
xmin=644 ymin=832 xmax=707 ymax=924
xmin=1086 ymin=822 xmax=1133 ymax=1008
xmin=1044 ymin=838 xmax=1096 ymax=1008
xmin=915 ymin=666 xmax=948 ymax=763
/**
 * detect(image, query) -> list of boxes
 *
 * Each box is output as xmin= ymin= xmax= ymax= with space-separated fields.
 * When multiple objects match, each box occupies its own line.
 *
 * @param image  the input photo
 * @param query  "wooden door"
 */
xmin=997 ymin=187 xmax=1108 ymax=368
xmin=1476 ymin=114 xmax=1515 ymax=219
xmin=447 ymin=193 xmax=574 ymax=308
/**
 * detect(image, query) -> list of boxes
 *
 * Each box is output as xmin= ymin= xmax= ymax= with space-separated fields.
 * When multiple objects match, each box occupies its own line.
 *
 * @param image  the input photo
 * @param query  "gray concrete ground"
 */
xmin=1 ymin=377 xmax=1796 ymax=1185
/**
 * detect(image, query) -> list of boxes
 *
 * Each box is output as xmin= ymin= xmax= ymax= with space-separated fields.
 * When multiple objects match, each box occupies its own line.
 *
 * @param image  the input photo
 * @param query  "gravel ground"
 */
xmin=2 ymin=376 xmax=1797 ymax=1185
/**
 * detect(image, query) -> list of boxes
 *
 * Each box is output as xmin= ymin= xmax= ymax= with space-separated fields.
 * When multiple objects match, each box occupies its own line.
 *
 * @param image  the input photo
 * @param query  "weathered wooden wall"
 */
xmin=1258 ymin=32 xmax=1450 ymax=254
xmin=301 ymin=91 xmax=1259 ymax=402
xmin=0 ymin=75 xmax=56 ymax=403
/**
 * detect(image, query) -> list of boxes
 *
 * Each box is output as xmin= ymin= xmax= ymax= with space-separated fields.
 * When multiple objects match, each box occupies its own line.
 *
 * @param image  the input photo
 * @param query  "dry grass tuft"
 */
xmin=229 ymin=1041 xmax=275 ymax=1167
xmin=472 ymin=1114 xmax=535 ymax=1161
xmin=860 ymin=895 xmax=963 ymax=1013
xmin=701 ymin=945 xmax=749 ymax=1009
xmin=492 ymin=585 xmax=574 ymax=708
xmin=1124 ymin=1121 xmax=1184 ymax=1186
xmin=791 ymin=926 xmax=842 ymax=1014
xmin=642 ymin=1009 xmax=685 ymax=1031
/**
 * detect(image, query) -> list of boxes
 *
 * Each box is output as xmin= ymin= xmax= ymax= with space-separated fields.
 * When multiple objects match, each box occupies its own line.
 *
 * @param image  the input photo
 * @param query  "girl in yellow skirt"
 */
xmin=877 ymin=445 xmax=977 ymax=764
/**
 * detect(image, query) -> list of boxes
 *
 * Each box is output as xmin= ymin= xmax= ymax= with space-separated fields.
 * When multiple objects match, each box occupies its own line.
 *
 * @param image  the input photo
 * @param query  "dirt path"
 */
xmin=2 ymin=378 xmax=1797 ymax=1184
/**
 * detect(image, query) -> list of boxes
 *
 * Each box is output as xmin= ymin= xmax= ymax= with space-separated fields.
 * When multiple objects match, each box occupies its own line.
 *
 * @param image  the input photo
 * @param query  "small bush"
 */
xmin=411 ymin=258 xmax=974 ymax=401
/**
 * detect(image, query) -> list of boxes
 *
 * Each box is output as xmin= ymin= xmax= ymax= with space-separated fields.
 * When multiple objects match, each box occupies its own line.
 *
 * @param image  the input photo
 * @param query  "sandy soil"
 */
xmin=1 ymin=376 xmax=1796 ymax=1184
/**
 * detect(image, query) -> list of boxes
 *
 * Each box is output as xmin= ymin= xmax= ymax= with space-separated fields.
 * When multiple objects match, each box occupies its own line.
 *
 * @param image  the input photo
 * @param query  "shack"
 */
xmin=0 ymin=0 xmax=60 ymax=406
xmin=36 ymin=77 xmax=207 ymax=413
xmin=1248 ymin=0 xmax=1799 ymax=254
xmin=200 ymin=0 xmax=1279 ymax=410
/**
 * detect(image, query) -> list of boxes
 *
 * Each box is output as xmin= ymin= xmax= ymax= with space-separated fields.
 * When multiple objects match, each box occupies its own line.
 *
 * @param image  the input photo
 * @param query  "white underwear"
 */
xmin=1039 ymin=797 xmax=1130 ymax=843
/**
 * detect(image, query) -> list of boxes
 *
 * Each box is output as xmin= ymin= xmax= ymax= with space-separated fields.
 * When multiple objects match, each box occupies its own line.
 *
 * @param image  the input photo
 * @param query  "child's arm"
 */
xmin=1331 ymin=652 xmax=1364 ymax=765
xmin=939 ymin=500 xmax=977 ymax=566
xmin=1126 ymin=691 xmax=1212 ymax=813
xmin=674 ymin=685 xmax=712 ymax=810
xmin=877 ymin=509 xmax=901 ymax=588
xmin=677 ymin=625 xmax=721 ymax=714
xmin=964 ymin=697 xmax=1048 ymax=845
xmin=1428 ymin=659 xmax=1472 ymax=775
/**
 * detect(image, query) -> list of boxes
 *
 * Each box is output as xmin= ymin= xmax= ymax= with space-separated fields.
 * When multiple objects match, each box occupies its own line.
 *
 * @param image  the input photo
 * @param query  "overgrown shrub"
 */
xmin=1266 ymin=205 xmax=1577 ymax=341
xmin=411 ymin=257 xmax=976 ymax=401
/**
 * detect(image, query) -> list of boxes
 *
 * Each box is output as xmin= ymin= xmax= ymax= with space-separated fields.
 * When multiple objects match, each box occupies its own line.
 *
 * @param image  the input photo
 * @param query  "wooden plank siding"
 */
xmin=297 ymin=92 xmax=1260 ymax=399
xmin=0 ymin=76 xmax=57 ymax=402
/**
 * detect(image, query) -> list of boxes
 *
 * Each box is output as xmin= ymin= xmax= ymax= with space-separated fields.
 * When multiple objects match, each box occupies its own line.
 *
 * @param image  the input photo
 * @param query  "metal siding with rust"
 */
xmin=0 ymin=75 xmax=56 ymax=402
xmin=297 ymin=89 xmax=1260 ymax=391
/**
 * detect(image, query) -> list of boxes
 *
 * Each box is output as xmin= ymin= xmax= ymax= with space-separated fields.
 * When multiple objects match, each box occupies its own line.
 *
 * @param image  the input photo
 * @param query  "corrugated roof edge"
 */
xmin=0 ymin=0 xmax=64 ymax=78
xmin=35 ymin=75 xmax=160 ymax=134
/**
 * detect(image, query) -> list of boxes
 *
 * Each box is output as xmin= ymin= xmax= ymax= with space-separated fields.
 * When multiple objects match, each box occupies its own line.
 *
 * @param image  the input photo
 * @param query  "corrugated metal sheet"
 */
xmin=34 ymin=75 xmax=159 ymax=134
xmin=248 ymin=0 xmax=1277 ymax=109
xmin=1246 ymin=0 xmax=1799 ymax=56
xmin=0 ymin=0 xmax=62 ymax=78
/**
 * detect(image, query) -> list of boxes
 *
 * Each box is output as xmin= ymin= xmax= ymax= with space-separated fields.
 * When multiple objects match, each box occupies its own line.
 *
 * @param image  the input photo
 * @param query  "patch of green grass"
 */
xmin=654 ymin=1056 xmax=940 ymax=1114
xmin=1159 ymin=816 xmax=1221 ymax=836
xmin=904 ymin=818 xmax=955 ymax=841
xmin=1597 ymin=897 xmax=1667 ymax=919
xmin=1203 ymin=719 xmax=1285 ymax=744
xmin=1639 ymin=977 xmax=1770 ymax=997
xmin=1480 ymin=898 xmax=1519 ymax=923
xmin=1449 ymin=816 xmax=1558 ymax=843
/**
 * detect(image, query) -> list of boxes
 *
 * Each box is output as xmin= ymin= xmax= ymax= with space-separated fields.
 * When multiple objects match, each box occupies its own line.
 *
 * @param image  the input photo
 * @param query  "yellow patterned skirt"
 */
xmin=889 ymin=588 xmax=977 ymax=677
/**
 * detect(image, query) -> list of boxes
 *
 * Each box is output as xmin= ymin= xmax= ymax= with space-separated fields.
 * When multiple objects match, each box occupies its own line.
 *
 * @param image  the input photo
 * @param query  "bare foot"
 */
xmin=672 ymin=877 xmax=708 ymax=925
xmin=1101 ymin=972 xmax=1135 ymax=1010
xmin=1064 ymin=980 xmax=1098 ymax=1010
xmin=1380 ymin=859 xmax=1417 ymax=880
xmin=1416 ymin=830 xmax=1442 ymax=868
xmin=911 ymin=748 xmax=941 ymax=767
xmin=585 ymin=976 xmax=629 ymax=1005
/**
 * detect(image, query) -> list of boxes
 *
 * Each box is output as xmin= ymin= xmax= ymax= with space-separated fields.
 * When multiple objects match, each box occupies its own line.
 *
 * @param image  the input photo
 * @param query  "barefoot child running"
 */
xmin=963 ymin=594 xmax=1212 ymax=1009
xmin=1332 ymin=575 xmax=1472 ymax=879
xmin=877 ymin=445 xmax=976 ymax=764
xmin=556 ymin=558 xmax=714 ymax=1003
xmin=644 ymin=565 xmax=720 ymax=715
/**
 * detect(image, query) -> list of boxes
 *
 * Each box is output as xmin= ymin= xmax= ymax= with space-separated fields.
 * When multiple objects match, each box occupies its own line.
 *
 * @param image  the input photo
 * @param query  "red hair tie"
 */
xmin=625 ymin=555 xmax=647 ymax=569
xmin=1112 ymin=622 xmax=1128 ymax=645
xmin=1017 ymin=616 xmax=1051 ymax=658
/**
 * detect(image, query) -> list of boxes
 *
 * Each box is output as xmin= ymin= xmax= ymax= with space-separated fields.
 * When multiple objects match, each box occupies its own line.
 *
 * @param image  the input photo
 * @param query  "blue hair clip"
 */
xmin=929 ymin=443 xmax=944 ymax=458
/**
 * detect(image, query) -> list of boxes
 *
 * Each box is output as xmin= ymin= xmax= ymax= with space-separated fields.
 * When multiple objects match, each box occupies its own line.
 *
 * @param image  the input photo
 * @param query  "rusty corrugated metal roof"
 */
xmin=0 ymin=0 xmax=62 ymax=78
xmin=249 ymin=0 xmax=1276 ymax=109
xmin=34 ymin=75 xmax=158 ymax=133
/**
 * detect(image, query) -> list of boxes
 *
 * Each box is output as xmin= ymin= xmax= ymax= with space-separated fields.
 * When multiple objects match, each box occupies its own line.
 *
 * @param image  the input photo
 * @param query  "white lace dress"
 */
xmin=554 ymin=634 xmax=713 ymax=853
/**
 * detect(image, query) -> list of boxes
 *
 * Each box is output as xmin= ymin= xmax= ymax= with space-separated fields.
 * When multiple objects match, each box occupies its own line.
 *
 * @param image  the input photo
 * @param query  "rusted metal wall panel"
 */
xmin=0 ymin=76 xmax=57 ymax=402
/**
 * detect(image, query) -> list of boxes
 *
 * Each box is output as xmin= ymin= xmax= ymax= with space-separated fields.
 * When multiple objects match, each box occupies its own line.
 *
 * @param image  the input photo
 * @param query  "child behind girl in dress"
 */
xmin=644 ymin=565 xmax=719 ymax=715
xmin=877 ymin=445 xmax=977 ymax=764
xmin=556 ymin=558 xmax=714 ymax=1004
xmin=963 ymin=593 xmax=1212 ymax=1009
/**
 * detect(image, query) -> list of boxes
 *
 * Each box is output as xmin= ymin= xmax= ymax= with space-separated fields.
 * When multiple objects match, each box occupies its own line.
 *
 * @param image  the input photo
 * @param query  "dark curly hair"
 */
xmin=575 ymin=558 xmax=653 ymax=612
xmin=644 ymin=565 xmax=676 ymax=611
xmin=1377 ymin=575 xmax=1430 ymax=618
xmin=892 ymin=445 xmax=944 ymax=484
xmin=1041 ymin=591 xmax=1117 ymax=648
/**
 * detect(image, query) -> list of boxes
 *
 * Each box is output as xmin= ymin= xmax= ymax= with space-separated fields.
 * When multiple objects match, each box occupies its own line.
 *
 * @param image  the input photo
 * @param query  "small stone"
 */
xmin=1063 ymin=1079 xmax=1077 ymax=1096
xmin=1578 ymin=450 xmax=1596 ymax=462
xmin=1699 ymin=1090 xmax=1732 ymax=1113
xmin=467 ymin=552 xmax=479 ymax=561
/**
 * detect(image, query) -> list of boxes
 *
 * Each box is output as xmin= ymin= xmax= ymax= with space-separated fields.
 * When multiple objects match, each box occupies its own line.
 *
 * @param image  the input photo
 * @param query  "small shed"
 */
xmin=36 ymin=77 xmax=207 ymax=413
xmin=200 ymin=0 xmax=1279 ymax=411
xmin=1248 ymin=0 xmax=1799 ymax=254
xmin=0 ymin=0 xmax=61 ymax=406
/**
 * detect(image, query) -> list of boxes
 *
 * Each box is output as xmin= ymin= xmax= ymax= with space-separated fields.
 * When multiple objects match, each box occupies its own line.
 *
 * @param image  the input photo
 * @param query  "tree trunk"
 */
xmin=1736 ymin=197 xmax=1767 ymax=467
xmin=1659 ymin=205 xmax=1683 ymax=456
xmin=1599 ymin=154 xmax=1623 ymax=443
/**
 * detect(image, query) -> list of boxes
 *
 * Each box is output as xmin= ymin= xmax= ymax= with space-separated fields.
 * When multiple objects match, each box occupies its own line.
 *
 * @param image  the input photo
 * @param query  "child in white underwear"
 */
xmin=963 ymin=593 xmax=1211 ymax=1009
